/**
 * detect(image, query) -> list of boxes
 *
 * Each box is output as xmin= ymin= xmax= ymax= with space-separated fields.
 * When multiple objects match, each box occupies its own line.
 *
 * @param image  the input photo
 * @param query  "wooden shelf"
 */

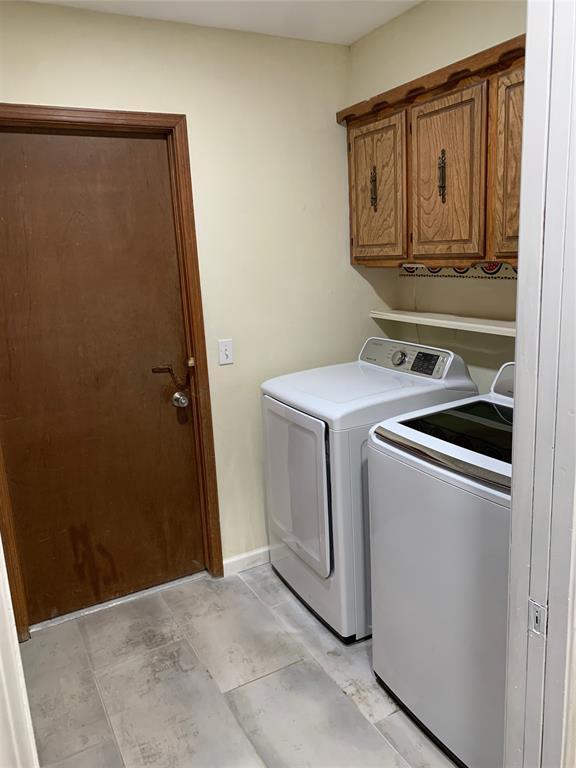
xmin=370 ymin=309 xmax=516 ymax=337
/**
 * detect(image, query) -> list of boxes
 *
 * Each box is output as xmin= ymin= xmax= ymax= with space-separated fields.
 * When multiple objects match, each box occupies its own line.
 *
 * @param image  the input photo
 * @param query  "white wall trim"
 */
xmin=540 ymin=5 xmax=576 ymax=762
xmin=506 ymin=1 xmax=576 ymax=766
xmin=504 ymin=2 xmax=554 ymax=765
xmin=223 ymin=545 xmax=270 ymax=576
xmin=0 ymin=541 xmax=38 ymax=768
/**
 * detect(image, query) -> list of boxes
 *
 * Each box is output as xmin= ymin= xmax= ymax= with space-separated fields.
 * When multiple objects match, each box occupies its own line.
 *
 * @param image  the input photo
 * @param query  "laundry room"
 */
xmin=0 ymin=1 xmax=575 ymax=767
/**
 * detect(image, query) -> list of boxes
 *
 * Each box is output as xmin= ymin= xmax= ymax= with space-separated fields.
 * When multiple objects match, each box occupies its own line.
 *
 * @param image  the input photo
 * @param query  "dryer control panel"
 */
xmin=359 ymin=338 xmax=452 ymax=380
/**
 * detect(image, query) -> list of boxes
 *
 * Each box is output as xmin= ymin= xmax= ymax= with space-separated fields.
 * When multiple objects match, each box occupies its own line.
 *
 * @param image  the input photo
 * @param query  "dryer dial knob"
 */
xmin=391 ymin=350 xmax=407 ymax=367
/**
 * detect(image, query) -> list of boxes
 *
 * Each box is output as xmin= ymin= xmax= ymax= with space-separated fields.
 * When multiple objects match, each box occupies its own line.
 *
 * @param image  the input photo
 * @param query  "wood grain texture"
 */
xmin=349 ymin=111 xmax=406 ymax=262
xmin=487 ymin=67 xmax=524 ymax=259
xmin=0 ymin=441 xmax=29 ymax=640
xmin=0 ymin=103 xmax=223 ymax=632
xmin=411 ymin=82 xmax=487 ymax=259
xmin=337 ymin=35 xmax=525 ymax=125
xmin=167 ymin=120 xmax=223 ymax=577
xmin=340 ymin=40 xmax=524 ymax=268
xmin=0 ymin=130 xmax=208 ymax=624
xmin=0 ymin=103 xmax=184 ymax=134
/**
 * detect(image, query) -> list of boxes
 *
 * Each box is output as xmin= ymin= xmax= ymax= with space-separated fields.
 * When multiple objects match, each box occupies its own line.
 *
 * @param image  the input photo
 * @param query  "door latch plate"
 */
xmin=528 ymin=598 xmax=548 ymax=638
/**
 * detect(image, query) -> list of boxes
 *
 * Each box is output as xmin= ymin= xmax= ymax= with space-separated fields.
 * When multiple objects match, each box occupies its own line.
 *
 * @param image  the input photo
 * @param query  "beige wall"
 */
xmin=349 ymin=0 xmax=527 ymax=102
xmin=347 ymin=0 xmax=526 ymax=392
xmin=0 ymin=1 xmax=391 ymax=560
xmin=0 ymin=0 xmax=525 ymax=562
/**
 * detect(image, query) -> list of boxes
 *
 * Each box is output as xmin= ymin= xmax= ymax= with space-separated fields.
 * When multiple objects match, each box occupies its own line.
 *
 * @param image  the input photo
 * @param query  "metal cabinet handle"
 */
xmin=370 ymin=165 xmax=378 ymax=212
xmin=437 ymin=149 xmax=447 ymax=204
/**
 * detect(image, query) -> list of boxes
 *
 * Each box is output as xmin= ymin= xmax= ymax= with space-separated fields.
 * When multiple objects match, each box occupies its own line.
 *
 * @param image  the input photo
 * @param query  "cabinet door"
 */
xmin=411 ymin=82 xmax=487 ymax=259
xmin=487 ymin=67 xmax=524 ymax=259
xmin=349 ymin=111 xmax=406 ymax=263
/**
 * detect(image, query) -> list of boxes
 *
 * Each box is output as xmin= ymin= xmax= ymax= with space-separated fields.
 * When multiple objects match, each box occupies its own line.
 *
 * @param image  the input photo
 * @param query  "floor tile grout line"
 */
xmin=368 ymin=717 xmax=413 ymax=768
xmin=76 ymin=616 xmax=98 ymax=673
xmin=92 ymin=672 xmax=127 ymax=768
xmin=77 ymin=614 xmax=255 ymax=768
xmin=158 ymin=572 xmax=312 ymax=687
xmin=26 ymin=567 xmax=417 ymax=768
xmin=134 ymin=606 xmax=273 ymax=768
xmin=237 ymin=568 xmax=292 ymax=612
xmin=237 ymin=566 xmax=402 ymax=728
xmin=80 ymin=582 xmax=280 ymax=768
xmin=226 ymin=650 xmax=409 ymax=764
xmin=173 ymin=608 xmax=282 ymax=768
xmin=30 ymin=617 xmax=127 ymax=768
xmin=157 ymin=577 xmax=314 ymax=697
xmin=175 ymin=613 xmax=311 ymax=694
xmin=75 ymin=590 xmax=186 ymax=676
xmin=158 ymin=589 xmax=197 ymax=641
xmin=222 ymin=655 xmax=386 ymax=768
xmin=374 ymin=711 xmax=457 ymax=768
xmin=266 ymin=599 xmax=330 ymax=662
xmin=222 ymin=693 xmax=271 ymax=768
xmin=156 ymin=590 xmax=217 ymax=679
xmin=235 ymin=569 xmax=319 ymax=661
xmin=264 ymin=587 xmax=405 ymax=728
xmin=224 ymin=657 xmax=306 ymax=695
xmin=242 ymin=593 xmax=317 ymax=669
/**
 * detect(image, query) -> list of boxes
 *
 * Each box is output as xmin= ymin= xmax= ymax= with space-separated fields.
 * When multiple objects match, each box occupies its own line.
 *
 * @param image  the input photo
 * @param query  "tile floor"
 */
xmin=20 ymin=564 xmax=455 ymax=768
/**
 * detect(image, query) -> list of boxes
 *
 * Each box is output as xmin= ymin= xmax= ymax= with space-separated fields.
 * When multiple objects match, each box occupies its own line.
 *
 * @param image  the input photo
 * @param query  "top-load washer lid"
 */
xmin=261 ymin=338 xmax=477 ymax=430
xmin=401 ymin=399 xmax=513 ymax=463
xmin=371 ymin=362 xmax=515 ymax=491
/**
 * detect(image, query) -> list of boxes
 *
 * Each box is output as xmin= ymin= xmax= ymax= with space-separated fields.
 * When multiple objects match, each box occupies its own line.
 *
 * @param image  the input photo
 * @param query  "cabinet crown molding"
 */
xmin=337 ymin=34 xmax=525 ymax=126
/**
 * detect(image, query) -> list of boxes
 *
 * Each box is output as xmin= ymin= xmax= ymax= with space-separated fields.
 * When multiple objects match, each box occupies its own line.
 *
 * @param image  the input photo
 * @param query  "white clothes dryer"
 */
xmin=261 ymin=338 xmax=477 ymax=642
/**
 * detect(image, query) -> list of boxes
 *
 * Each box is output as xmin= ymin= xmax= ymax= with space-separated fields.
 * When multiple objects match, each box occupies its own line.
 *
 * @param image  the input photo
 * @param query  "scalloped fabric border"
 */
xmin=400 ymin=263 xmax=517 ymax=279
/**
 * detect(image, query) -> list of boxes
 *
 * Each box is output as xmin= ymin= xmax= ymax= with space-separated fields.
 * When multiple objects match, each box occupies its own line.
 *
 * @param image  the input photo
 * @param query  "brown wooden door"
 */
xmin=349 ymin=111 xmax=407 ymax=264
xmin=0 ymin=129 xmax=207 ymax=624
xmin=487 ymin=67 xmax=524 ymax=259
xmin=410 ymin=82 xmax=487 ymax=260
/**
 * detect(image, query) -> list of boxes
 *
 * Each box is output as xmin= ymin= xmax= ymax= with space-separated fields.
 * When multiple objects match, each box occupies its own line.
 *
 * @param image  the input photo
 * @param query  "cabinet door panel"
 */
xmin=349 ymin=111 xmax=406 ymax=262
xmin=411 ymin=83 xmax=486 ymax=258
xmin=487 ymin=67 xmax=524 ymax=258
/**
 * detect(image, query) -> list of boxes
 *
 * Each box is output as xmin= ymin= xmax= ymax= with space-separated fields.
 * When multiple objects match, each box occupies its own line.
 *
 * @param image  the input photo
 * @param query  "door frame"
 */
xmin=505 ymin=1 xmax=576 ymax=766
xmin=0 ymin=103 xmax=223 ymax=639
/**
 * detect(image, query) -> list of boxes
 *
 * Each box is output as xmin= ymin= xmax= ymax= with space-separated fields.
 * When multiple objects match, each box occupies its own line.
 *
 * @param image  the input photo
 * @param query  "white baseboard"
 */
xmin=223 ymin=545 xmax=270 ymax=577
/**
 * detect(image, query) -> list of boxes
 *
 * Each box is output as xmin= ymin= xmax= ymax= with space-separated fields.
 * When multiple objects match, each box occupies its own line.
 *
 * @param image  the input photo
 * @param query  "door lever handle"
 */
xmin=151 ymin=365 xmax=187 ymax=390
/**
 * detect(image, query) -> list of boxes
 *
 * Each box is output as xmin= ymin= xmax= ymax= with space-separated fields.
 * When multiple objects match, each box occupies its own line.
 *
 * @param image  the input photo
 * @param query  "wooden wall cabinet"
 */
xmin=340 ymin=35 xmax=525 ymax=268
xmin=411 ymin=82 xmax=486 ymax=260
xmin=348 ymin=111 xmax=406 ymax=263
xmin=487 ymin=66 xmax=524 ymax=259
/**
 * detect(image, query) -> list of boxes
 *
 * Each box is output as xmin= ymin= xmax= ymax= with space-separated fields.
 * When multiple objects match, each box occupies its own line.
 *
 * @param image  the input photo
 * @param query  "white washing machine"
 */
xmin=261 ymin=338 xmax=477 ymax=642
xmin=368 ymin=363 xmax=514 ymax=768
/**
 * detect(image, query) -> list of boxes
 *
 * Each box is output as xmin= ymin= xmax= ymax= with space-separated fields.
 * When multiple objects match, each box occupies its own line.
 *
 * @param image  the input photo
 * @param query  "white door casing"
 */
xmin=506 ymin=1 xmax=576 ymax=767
xmin=0 ymin=537 xmax=38 ymax=767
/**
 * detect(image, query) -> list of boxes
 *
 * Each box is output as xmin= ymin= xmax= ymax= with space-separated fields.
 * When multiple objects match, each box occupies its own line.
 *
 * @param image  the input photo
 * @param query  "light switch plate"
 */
xmin=218 ymin=339 xmax=234 ymax=365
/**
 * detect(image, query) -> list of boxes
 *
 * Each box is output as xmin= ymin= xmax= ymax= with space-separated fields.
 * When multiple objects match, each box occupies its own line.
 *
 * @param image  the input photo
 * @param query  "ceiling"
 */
xmin=38 ymin=1 xmax=421 ymax=45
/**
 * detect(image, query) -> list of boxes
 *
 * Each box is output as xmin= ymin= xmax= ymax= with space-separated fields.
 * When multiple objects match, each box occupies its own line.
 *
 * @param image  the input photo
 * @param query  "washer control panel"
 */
xmin=410 ymin=351 xmax=440 ymax=375
xmin=359 ymin=338 xmax=451 ymax=379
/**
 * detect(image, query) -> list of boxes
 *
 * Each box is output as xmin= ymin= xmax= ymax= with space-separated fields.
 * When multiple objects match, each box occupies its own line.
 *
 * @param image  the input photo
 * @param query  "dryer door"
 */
xmin=263 ymin=395 xmax=331 ymax=578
